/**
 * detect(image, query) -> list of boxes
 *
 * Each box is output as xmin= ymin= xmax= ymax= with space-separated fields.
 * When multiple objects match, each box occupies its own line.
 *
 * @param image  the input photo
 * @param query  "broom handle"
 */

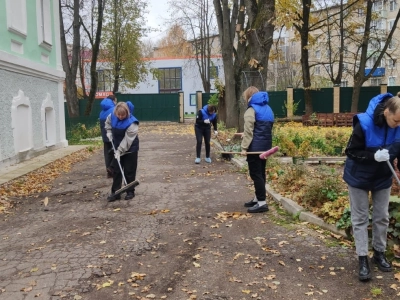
xmin=386 ymin=160 xmax=400 ymax=186
xmin=110 ymin=140 xmax=128 ymax=186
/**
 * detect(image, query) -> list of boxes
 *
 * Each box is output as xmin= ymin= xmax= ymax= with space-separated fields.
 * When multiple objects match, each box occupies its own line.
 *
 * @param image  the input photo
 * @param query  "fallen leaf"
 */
xmin=43 ymin=197 xmax=49 ymax=207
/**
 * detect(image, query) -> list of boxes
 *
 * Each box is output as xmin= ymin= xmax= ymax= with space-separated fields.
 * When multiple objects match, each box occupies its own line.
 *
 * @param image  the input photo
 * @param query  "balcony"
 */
xmin=365 ymin=67 xmax=385 ymax=77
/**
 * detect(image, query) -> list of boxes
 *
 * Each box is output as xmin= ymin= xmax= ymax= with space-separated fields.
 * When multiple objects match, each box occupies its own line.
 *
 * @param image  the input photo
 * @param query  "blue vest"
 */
xmin=111 ymin=114 xmax=139 ymax=152
xmin=247 ymin=92 xmax=274 ymax=152
xmin=99 ymin=98 xmax=115 ymax=142
xmin=200 ymin=105 xmax=217 ymax=122
xmin=343 ymin=93 xmax=400 ymax=190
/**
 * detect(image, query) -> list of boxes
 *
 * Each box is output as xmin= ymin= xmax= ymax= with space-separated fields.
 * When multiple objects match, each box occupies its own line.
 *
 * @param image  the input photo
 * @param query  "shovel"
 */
xmin=110 ymin=140 xmax=140 ymax=196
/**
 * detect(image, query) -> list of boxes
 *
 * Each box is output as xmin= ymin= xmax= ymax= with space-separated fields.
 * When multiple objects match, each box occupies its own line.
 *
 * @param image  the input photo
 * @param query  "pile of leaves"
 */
xmin=0 ymin=148 xmax=95 ymax=214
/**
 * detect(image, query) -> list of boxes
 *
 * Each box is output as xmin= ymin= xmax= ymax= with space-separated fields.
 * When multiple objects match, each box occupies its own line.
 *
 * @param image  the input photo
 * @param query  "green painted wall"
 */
xmin=0 ymin=0 xmax=57 ymax=68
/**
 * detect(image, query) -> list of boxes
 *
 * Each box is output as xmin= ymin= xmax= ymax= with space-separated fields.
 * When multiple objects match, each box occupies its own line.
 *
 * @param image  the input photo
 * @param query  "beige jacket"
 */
xmin=241 ymin=107 xmax=255 ymax=151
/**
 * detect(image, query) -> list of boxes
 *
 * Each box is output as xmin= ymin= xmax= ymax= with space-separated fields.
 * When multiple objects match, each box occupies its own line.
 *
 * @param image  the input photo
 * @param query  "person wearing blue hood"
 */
xmin=194 ymin=104 xmax=218 ymax=163
xmin=105 ymin=102 xmax=139 ymax=201
xmin=343 ymin=92 xmax=400 ymax=281
xmin=240 ymin=86 xmax=274 ymax=213
xmin=99 ymin=95 xmax=117 ymax=178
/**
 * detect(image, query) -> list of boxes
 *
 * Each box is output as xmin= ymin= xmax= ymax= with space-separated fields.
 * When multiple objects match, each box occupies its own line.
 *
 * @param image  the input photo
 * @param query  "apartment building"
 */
xmin=267 ymin=0 xmax=400 ymax=90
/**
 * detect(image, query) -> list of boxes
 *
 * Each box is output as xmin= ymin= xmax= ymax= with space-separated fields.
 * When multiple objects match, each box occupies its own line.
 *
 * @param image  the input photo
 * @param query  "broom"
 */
xmin=110 ymin=140 xmax=140 ymax=196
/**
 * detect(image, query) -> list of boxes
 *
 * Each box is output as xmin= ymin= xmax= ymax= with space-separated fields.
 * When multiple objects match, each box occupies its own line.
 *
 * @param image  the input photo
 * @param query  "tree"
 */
xmin=349 ymin=2 xmax=400 ymax=112
xmin=99 ymin=0 xmax=149 ymax=94
xmin=59 ymin=0 xmax=81 ymax=118
xmin=81 ymin=0 xmax=106 ymax=115
xmin=167 ymin=0 xmax=218 ymax=93
xmin=156 ymin=24 xmax=192 ymax=57
xmin=214 ymin=0 xmax=275 ymax=128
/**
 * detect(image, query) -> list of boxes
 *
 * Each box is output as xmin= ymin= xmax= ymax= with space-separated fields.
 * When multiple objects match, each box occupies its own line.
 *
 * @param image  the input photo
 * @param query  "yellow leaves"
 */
xmin=131 ymin=272 xmax=146 ymax=281
xmin=0 ymin=148 xmax=93 ymax=201
xmin=97 ymin=280 xmax=114 ymax=290
xmin=193 ymin=262 xmax=200 ymax=268
xmin=395 ymin=272 xmax=400 ymax=282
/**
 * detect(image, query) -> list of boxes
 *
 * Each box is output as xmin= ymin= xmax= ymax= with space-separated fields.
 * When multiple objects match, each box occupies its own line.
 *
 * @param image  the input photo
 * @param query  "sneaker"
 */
xmin=195 ymin=158 xmax=201 ymax=164
xmin=247 ymin=203 xmax=269 ymax=213
xmin=205 ymin=157 xmax=212 ymax=163
xmin=125 ymin=191 xmax=135 ymax=200
xmin=107 ymin=193 xmax=121 ymax=202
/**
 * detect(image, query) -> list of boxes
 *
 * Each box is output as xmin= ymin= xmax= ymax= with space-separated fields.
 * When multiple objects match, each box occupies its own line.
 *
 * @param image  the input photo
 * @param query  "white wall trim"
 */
xmin=11 ymin=90 xmax=33 ymax=153
xmin=0 ymin=50 xmax=65 ymax=82
xmin=41 ymin=93 xmax=56 ymax=147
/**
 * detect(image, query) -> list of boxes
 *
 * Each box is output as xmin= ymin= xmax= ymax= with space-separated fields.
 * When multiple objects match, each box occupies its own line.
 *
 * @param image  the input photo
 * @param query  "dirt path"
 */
xmin=0 ymin=123 xmax=398 ymax=300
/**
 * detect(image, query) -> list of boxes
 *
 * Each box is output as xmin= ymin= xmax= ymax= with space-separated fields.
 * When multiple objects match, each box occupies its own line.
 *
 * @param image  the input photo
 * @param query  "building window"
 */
xmin=209 ymin=66 xmax=218 ymax=80
xmin=372 ymin=1 xmax=383 ymax=11
xmin=390 ymin=0 xmax=397 ymax=11
xmin=357 ymin=8 xmax=364 ymax=16
xmin=97 ymin=69 xmax=113 ymax=92
xmin=37 ymin=0 xmax=52 ymax=48
xmin=389 ymin=76 xmax=396 ymax=86
xmin=341 ymin=81 xmax=348 ymax=87
xmin=315 ymin=50 xmax=321 ymax=59
xmin=389 ymin=20 xmax=395 ymax=30
xmin=389 ymin=59 xmax=396 ymax=69
xmin=315 ymin=66 xmax=320 ymax=75
xmin=371 ymin=78 xmax=382 ymax=86
xmin=342 ymin=63 xmax=348 ymax=71
xmin=158 ymin=68 xmax=182 ymax=93
xmin=6 ymin=0 xmax=27 ymax=38
xmin=190 ymin=94 xmax=196 ymax=106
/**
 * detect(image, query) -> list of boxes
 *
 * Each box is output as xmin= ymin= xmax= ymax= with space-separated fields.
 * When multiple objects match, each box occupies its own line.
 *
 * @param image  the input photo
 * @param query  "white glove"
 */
xmin=214 ymin=131 xmax=218 ymax=136
xmin=204 ymin=119 xmax=210 ymax=124
xmin=114 ymin=150 xmax=121 ymax=162
xmin=374 ymin=149 xmax=389 ymax=162
xmin=106 ymin=132 xmax=112 ymax=142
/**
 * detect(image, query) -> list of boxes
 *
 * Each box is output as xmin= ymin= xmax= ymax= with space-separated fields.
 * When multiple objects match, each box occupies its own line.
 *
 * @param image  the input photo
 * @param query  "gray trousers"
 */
xmin=348 ymin=185 xmax=390 ymax=256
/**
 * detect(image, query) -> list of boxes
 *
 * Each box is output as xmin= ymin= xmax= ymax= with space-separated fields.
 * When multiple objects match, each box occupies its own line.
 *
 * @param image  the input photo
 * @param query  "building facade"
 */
xmin=267 ymin=1 xmax=400 ymax=90
xmin=0 ymin=0 xmax=67 ymax=168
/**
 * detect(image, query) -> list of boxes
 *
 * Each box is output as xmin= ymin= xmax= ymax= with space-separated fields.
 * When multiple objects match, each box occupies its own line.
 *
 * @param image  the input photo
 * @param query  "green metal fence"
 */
xmin=267 ymin=91 xmax=287 ymax=118
xmin=115 ymin=93 xmax=180 ymax=122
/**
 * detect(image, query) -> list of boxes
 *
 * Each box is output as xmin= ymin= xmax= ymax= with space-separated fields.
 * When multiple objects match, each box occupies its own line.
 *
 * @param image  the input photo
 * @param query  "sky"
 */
xmin=143 ymin=0 xmax=171 ymax=41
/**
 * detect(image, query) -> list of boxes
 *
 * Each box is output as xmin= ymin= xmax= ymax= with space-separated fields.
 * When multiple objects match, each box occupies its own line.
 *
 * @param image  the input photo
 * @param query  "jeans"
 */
xmin=348 ymin=185 xmax=390 ymax=256
xmin=247 ymin=154 xmax=267 ymax=201
xmin=111 ymin=151 xmax=138 ymax=193
xmin=195 ymin=125 xmax=211 ymax=158
xmin=103 ymin=142 xmax=114 ymax=170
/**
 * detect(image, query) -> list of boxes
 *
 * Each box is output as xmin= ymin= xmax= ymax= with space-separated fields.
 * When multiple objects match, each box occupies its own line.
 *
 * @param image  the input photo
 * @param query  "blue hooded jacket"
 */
xmin=247 ymin=92 xmax=274 ymax=152
xmin=343 ymin=93 xmax=400 ymax=190
xmin=200 ymin=105 xmax=217 ymax=122
xmin=99 ymin=97 xmax=116 ymax=142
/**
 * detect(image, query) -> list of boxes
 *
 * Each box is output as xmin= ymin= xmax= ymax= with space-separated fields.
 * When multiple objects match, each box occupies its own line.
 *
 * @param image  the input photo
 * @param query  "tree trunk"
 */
xmin=59 ymin=0 xmax=80 ymax=118
xmin=351 ymin=74 xmax=362 ymax=112
xmin=214 ymin=0 xmax=240 ymax=128
xmin=84 ymin=0 xmax=105 ymax=116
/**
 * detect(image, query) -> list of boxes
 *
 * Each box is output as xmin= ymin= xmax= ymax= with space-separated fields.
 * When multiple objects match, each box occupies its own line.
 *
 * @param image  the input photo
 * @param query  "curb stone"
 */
xmin=213 ymin=139 xmax=347 ymax=238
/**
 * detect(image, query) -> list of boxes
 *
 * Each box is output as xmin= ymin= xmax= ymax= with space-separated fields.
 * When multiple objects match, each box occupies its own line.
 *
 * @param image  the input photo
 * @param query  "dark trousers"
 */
xmin=247 ymin=154 xmax=267 ymax=201
xmin=195 ymin=125 xmax=211 ymax=158
xmin=103 ymin=142 xmax=114 ymax=170
xmin=111 ymin=151 xmax=138 ymax=193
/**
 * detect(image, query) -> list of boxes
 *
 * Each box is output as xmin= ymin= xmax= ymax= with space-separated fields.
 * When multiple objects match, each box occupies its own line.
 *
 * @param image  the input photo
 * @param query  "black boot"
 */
xmin=358 ymin=256 xmax=371 ymax=281
xmin=372 ymin=249 xmax=392 ymax=272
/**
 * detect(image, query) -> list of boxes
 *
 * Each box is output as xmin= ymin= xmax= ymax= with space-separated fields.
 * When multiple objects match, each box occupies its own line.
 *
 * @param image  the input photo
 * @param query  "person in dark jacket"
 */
xmin=343 ymin=92 xmax=400 ymax=281
xmin=194 ymin=104 xmax=218 ymax=164
xmin=105 ymin=102 xmax=139 ymax=201
xmin=240 ymin=86 xmax=274 ymax=213
xmin=99 ymin=95 xmax=117 ymax=178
